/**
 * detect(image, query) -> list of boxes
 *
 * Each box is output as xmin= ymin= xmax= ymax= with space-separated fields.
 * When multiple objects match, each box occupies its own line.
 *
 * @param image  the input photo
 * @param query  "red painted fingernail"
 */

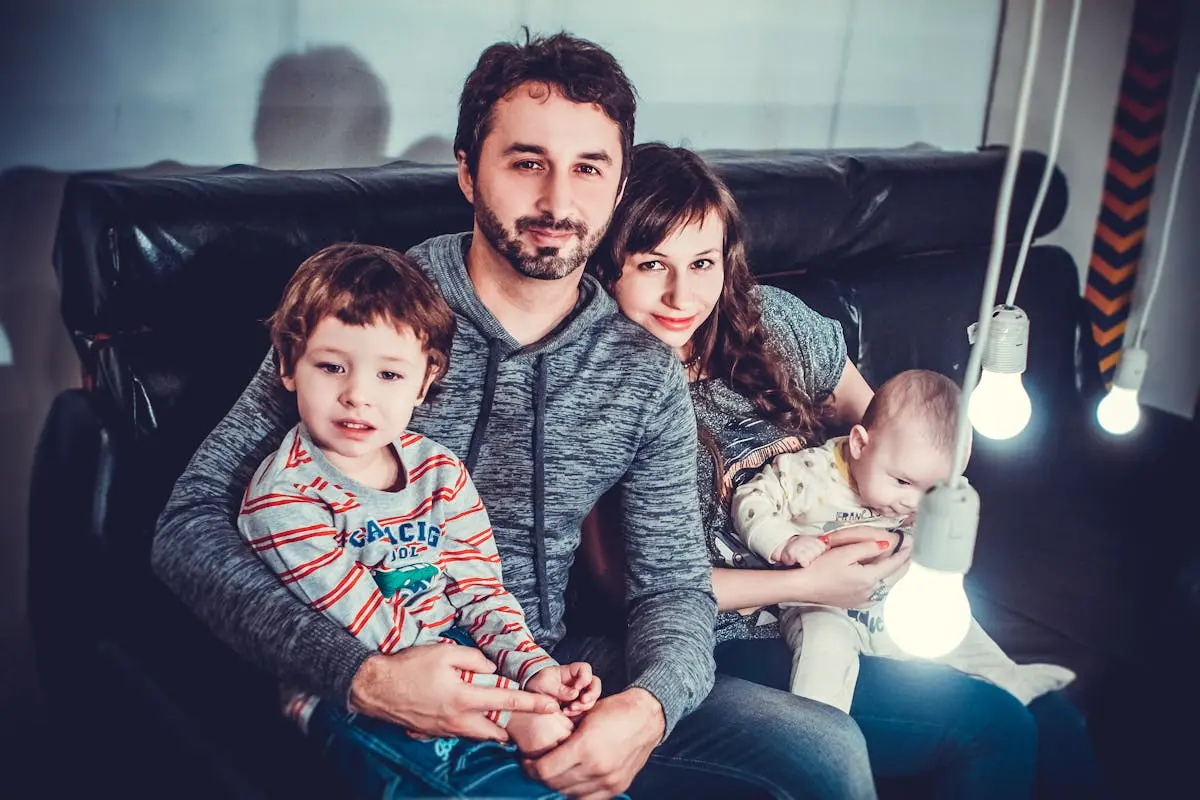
xmin=818 ymin=535 xmax=830 ymax=545
xmin=877 ymin=540 xmax=890 ymax=550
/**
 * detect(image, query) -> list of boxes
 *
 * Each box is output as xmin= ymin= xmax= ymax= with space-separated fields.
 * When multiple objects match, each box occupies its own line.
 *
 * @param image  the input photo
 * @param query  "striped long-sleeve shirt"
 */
xmin=238 ymin=424 xmax=556 ymax=712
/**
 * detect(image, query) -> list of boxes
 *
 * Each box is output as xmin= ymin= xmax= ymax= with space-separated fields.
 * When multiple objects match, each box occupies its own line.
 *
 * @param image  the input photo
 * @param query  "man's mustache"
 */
xmin=515 ymin=214 xmax=588 ymax=239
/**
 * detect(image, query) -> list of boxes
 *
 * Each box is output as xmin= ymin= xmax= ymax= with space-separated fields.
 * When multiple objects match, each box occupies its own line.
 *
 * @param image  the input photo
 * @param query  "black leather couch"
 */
xmin=29 ymin=149 xmax=1197 ymax=798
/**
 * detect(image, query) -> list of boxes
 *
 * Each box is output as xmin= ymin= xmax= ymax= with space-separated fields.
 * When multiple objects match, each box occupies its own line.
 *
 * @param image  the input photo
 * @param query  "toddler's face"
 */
xmin=847 ymin=421 xmax=952 ymax=519
xmin=282 ymin=316 xmax=433 ymax=477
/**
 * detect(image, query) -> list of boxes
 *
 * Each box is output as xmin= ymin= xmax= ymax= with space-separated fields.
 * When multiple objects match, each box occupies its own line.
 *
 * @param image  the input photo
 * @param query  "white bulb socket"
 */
xmin=1111 ymin=346 xmax=1148 ymax=391
xmin=978 ymin=305 xmax=1029 ymax=375
xmin=912 ymin=479 xmax=980 ymax=574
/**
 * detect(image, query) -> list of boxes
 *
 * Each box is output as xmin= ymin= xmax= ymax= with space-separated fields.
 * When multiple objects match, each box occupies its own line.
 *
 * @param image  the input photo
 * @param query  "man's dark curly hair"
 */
xmin=454 ymin=30 xmax=637 ymax=182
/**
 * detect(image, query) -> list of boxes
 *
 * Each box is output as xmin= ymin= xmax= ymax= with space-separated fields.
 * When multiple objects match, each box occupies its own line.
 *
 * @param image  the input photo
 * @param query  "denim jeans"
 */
xmin=314 ymin=671 xmax=876 ymax=800
xmin=311 ymin=702 xmax=566 ymax=799
xmin=715 ymin=637 xmax=1110 ymax=800
xmin=313 ymin=629 xmax=878 ymax=800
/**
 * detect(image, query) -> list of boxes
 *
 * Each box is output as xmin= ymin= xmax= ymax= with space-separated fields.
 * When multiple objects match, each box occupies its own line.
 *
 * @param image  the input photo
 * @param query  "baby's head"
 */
xmin=845 ymin=369 xmax=963 ymax=518
xmin=268 ymin=243 xmax=455 ymax=464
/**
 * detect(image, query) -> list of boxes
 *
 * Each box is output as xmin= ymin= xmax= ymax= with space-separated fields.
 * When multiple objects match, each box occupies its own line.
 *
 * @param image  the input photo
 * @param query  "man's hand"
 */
xmin=524 ymin=687 xmax=664 ymax=799
xmin=525 ymin=662 xmax=603 ymax=717
xmin=348 ymin=644 xmax=558 ymax=742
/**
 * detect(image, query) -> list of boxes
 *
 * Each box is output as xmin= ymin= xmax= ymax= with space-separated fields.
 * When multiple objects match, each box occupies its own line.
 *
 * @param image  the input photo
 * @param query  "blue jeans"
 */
xmin=311 ymin=702 xmax=566 ymax=799
xmin=315 ymin=634 xmax=877 ymax=799
xmin=716 ymin=637 xmax=1110 ymax=799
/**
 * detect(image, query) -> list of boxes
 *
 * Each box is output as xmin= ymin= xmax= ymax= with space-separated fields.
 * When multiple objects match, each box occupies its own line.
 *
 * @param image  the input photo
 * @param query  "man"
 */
xmin=153 ymin=32 xmax=875 ymax=799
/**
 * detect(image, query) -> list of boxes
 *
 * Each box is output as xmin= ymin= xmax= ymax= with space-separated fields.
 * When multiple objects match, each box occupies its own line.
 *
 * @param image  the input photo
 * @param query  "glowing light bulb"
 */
xmin=1096 ymin=347 xmax=1148 ymax=436
xmin=884 ymin=563 xmax=973 ymax=658
xmin=967 ymin=305 xmax=1032 ymax=440
xmin=1096 ymin=386 xmax=1140 ymax=434
xmin=968 ymin=369 xmax=1033 ymax=440
xmin=884 ymin=480 xmax=979 ymax=659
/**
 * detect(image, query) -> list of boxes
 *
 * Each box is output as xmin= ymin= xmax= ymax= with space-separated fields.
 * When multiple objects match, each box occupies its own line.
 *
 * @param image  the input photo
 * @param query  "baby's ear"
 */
xmin=848 ymin=424 xmax=869 ymax=458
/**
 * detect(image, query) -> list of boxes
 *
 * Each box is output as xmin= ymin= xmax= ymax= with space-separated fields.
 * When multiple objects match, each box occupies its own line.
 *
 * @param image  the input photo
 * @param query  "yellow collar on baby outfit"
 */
xmin=831 ymin=436 xmax=853 ymax=485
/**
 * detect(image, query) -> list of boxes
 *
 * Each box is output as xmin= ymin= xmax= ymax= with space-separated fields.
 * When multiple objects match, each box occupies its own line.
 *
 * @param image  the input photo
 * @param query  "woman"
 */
xmin=584 ymin=142 xmax=1107 ymax=799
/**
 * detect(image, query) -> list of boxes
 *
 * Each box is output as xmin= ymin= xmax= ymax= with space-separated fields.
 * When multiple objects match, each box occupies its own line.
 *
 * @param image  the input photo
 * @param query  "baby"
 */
xmin=732 ymin=369 xmax=1074 ymax=712
xmin=239 ymin=243 xmax=597 ymax=756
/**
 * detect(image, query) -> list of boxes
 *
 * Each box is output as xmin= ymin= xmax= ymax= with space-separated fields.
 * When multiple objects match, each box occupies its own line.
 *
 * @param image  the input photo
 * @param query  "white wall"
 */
xmin=988 ymin=0 xmax=1197 ymax=419
xmin=1 ymin=0 xmax=1000 ymax=172
xmin=1135 ymin=10 xmax=1199 ymax=421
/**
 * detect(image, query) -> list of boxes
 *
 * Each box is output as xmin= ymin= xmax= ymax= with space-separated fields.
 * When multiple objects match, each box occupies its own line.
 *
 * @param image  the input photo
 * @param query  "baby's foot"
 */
xmin=1011 ymin=664 xmax=1076 ymax=704
xmin=506 ymin=709 xmax=574 ymax=756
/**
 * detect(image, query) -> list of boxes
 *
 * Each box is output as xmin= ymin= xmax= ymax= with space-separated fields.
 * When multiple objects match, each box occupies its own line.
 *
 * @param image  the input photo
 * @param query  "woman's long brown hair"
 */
xmin=593 ymin=143 xmax=826 ymax=496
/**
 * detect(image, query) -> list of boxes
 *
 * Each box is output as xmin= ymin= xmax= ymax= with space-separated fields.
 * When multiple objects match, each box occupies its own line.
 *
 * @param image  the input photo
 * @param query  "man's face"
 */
xmin=459 ymin=82 xmax=624 ymax=280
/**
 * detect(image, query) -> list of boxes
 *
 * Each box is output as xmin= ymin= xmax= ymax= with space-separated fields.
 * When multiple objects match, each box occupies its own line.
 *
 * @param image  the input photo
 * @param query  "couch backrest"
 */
xmin=52 ymin=147 xmax=1081 ymax=545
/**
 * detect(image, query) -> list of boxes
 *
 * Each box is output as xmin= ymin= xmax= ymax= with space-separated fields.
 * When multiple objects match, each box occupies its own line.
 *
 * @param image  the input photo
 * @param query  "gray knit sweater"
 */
xmin=151 ymin=233 xmax=717 ymax=737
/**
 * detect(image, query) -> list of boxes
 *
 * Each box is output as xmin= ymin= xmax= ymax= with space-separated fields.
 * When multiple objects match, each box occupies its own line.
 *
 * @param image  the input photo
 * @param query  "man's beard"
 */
xmin=475 ymin=199 xmax=606 ymax=281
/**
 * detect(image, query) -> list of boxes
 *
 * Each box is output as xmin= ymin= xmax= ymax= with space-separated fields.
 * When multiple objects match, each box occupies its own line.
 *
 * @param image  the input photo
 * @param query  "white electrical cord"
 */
xmin=1005 ymin=0 xmax=1081 ymax=308
xmin=1131 ymin=72 xmax=1200 ymax=349
xmin=952 ymin=0 xmax=1045 ymax=480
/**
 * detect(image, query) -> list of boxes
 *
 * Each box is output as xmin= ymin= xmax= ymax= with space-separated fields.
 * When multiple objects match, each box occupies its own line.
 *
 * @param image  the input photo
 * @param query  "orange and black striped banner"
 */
xmin=1086 ymin=0 xmax=1183 ymax=383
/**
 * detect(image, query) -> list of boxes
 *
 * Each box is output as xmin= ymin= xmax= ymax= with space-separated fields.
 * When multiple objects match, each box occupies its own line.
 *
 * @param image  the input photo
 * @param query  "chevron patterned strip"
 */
xmin=1086 ymin=0 xmax=1182 ymax=384
xmin=1096 ymin=221 xmax=1147 ymax=253
xmin=1126 ymin=60 xmax=1173 ymax=91
xmin=1121 ymin=77 xmax=1174 ymax=105
xmin=1119 ymin=94 xmax=1169 ymax=123
xmin=1092 ymin=321 xmax=1128 ymax=349
xmin=1097 ymin=207 xmax=1149 ymax=237
xmin=1085 ymin=285 xmax=1133 ymax=318
xmin=1089 ymin=252 xmax=1139 ymax=285
xmin=1112 ymin=126 xmax=1162 ymax=157
xmin=1098 ymin=350 xmax=1123 ymax=376
xmin=1105 ymin=156 xmax=1157 ymax=189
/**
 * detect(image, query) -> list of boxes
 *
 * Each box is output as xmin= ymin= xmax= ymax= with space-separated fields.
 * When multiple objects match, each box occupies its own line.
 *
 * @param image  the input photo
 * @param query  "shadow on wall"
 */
xmin=254 ymin=45 xmax=391 ymax=170
xmin=252 ymin=44 xmax=455 ymax=167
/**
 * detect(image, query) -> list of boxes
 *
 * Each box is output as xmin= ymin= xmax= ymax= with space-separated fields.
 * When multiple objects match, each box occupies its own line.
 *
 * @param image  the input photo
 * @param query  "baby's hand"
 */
xmin=775 ymin=535 xmax=828 ymax=567
xmin=525 ymin=662 xmax=602 ymax=717
xmin=506 ymin=708 xmax=574 ymax=756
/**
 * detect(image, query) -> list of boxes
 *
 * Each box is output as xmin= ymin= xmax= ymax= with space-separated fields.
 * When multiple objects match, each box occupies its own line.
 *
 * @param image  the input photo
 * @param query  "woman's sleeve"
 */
xmin=755 ymin=284 xmax=848 ymax=399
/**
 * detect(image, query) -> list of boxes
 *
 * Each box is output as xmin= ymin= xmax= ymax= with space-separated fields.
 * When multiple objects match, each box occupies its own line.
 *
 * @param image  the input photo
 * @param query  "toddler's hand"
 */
xmin=776 ymin=535 xmax=828 ymax=567
xmin=506 ymin=708 xmax=574 ymax=757
xmin=525 ymin=663 xmax=602 ymax=717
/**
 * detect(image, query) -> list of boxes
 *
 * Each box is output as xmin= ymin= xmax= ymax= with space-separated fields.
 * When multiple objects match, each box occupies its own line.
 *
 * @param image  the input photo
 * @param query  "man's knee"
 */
xmin=696 ymin=678 xmax=875 ymax=798
xmin=773 ymin=694 xmax=869 ymax=754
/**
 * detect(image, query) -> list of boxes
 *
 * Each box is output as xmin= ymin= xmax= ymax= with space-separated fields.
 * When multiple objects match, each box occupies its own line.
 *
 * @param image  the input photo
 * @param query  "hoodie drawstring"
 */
xmin=465 ymin=339 xmax=502 ymax=474
xmin=464 ymin=339 xmax=552 ymax=628
xmin=532 ymin=355 xmax=550 ymax=626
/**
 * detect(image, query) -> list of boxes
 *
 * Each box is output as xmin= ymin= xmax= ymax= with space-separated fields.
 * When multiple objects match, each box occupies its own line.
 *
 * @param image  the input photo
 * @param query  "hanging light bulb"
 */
xmin=884 ymin=480 xmax=978 ymax=658
xmin=888 ymin=0 xmax=1049 ymax=660
xmin=1096 ymin=346 xmax=1148 ymax=435
xmin=967 ymin=306 xmax=1032 ymax=440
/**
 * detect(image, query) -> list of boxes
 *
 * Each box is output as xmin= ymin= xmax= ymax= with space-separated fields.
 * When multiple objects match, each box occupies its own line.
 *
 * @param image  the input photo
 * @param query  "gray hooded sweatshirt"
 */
xmin=152 ymin=232 xmax=717 ymax=736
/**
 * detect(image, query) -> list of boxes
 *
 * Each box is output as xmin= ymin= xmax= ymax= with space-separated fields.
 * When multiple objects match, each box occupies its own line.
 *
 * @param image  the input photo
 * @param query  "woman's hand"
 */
xmin=824 ymin=526 xmax=907 ymax=560
xmin=787 ymin=532 xmax=912 ymax=608
xmin=711 ymin=529 xmax=911 ymax=613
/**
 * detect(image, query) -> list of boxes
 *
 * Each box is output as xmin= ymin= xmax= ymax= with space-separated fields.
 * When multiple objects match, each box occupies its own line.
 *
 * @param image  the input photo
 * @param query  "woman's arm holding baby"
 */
xmin=712 ymin=528 xmax=909 ymax=612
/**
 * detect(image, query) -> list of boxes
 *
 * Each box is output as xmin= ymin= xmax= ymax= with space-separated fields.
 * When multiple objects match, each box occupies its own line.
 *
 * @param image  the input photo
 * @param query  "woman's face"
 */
xmin=611 ymin=210 xmax=726 ymax=355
